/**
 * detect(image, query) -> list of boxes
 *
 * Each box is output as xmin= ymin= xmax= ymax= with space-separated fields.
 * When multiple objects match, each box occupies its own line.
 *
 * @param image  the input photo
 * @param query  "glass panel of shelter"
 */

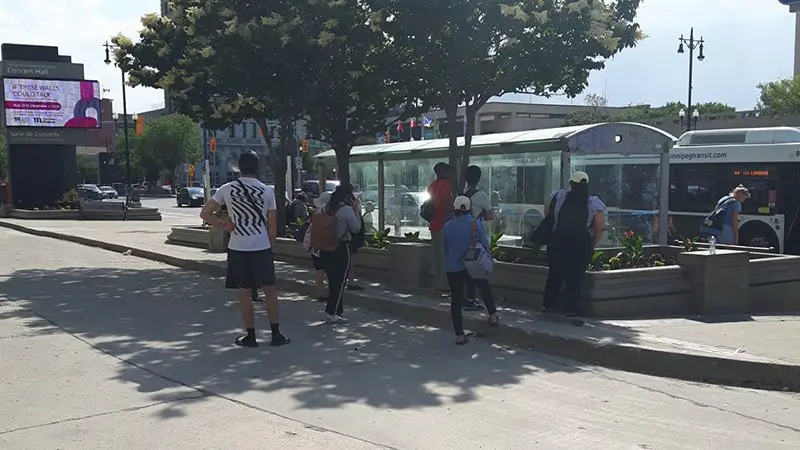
xmin=571 ymin=154 xmax=661 ymax=248
xmin=351 ymin=161 xmax=380 ymax=236
xmin=469 ymin=152 xmax=561 ymax=246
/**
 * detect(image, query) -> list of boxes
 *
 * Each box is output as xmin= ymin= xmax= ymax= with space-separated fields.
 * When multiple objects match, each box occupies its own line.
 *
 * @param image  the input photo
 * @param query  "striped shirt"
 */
xmin=212 ymin=177 xmax=276 ymax=251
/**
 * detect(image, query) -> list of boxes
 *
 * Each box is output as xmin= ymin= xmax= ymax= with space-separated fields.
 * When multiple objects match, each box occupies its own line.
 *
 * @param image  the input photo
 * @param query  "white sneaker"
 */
xmin=325 ymin=315 xmax=349 ymax=324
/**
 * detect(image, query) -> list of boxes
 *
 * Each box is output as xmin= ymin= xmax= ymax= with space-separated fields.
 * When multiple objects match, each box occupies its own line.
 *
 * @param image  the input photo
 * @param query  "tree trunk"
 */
xmin=255 ymin=117 xmax=287 ymax=233
xmin=460 ymin=103 xmax=477 ymax=190
xmin=444 ymin=100 xmax=460 ymax=195
xmin=334 ymin=145 xmax=351 ymax=184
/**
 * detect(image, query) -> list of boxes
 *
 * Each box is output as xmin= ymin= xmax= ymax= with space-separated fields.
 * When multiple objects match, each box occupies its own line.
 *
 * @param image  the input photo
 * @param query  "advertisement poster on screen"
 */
xmin=3 ymin=78 xmax=102 ymax=129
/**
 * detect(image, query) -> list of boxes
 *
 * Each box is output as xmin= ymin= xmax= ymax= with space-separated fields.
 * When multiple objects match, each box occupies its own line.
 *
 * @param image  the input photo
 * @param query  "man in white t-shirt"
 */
xmin=200 ymin=151 xmax=290 ymax=348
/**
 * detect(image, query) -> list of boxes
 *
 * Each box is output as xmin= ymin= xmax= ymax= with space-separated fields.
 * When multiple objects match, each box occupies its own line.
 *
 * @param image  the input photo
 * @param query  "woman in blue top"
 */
xmin=443 ymin=195 xmax=499 ymax=345
xmin=717 ymin=185 xmax=750 ymax=245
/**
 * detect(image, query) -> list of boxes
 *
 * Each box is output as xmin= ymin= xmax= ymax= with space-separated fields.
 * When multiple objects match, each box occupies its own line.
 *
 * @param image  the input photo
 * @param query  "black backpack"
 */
xmin=555 ymin=191 xmax=590 ymax=236
xmin=700 ymin=196 xmax=736 ymax=237
xmin=464 ymin=188 xmax=480 ymax=217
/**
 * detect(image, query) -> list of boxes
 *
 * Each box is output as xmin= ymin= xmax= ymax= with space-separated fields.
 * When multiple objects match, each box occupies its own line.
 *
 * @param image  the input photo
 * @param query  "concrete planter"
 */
xmin=490 ymin=261 xmax=549 ymax=306
xmin=10 ymin=209 xmax=82 ymax=220
xmin=748 ymin=255 xmax=800 ymax=313
xmin=387 ymin=242 xmax=431 ymax=291
xmin=352 ymin=247 xmax=390 ymax=281
xmin=208 ymin=227 xmax=229 ymax=253
xmin=167 ymin=226 xmax=209 ymax=249
xmin=581 ymin=266 xmax=692 ymax=317
xmin=271 ymin=238 xmax=312 ymax=265
xmin=163 ymin=231 xmax=800 ymax=318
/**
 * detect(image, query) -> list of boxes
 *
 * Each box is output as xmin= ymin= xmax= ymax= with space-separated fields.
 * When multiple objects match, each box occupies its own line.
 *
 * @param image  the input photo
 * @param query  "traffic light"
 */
xmin=134 ymin=115 xmax=144 ymax=136
xmin=385 ymin=130 xmax=390 ymax=143
xmin=301 ymin=139 xmax=309 ymax=153
xmin=209 ymin=137 xmax=217 ymax=152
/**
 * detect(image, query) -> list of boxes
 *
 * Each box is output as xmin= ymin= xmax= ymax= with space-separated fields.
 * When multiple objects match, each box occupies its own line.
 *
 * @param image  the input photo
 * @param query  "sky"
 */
xmin=0 ymin=0 xmax=796 ymax=114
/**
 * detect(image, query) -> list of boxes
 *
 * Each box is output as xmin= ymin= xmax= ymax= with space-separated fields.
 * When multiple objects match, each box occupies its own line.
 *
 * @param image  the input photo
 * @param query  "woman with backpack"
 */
xmin=310 ymin=185 xmax=362 ymax=324
xmin=715 ymin=185 xmax=750 ymax=245
xmin=542 ymin=171 xmax=606 ymax=316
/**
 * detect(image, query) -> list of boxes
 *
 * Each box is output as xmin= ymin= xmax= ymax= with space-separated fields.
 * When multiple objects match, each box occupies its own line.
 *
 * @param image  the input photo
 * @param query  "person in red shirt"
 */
xmin=428 ymin=162 xmax=453 ymax=292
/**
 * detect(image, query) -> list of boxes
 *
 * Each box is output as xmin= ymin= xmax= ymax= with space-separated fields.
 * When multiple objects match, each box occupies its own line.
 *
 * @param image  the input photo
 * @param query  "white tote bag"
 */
xmin=463 ymin=219 xmax=494 ymax=279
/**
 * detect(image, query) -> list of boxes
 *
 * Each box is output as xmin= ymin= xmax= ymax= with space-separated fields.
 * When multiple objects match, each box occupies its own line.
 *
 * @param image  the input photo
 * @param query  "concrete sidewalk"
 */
xmin=1 ymin=218 xmax=799 ymax=392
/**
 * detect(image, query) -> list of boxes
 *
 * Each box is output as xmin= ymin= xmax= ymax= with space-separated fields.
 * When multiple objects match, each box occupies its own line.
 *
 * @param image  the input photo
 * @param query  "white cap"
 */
xmin=453 ymin=195 xmax=471 ymax=212
xmin=569 ymin=171 xmax=589 ymax=184
xmin=314 ymin=191 xmax=332 ymax=208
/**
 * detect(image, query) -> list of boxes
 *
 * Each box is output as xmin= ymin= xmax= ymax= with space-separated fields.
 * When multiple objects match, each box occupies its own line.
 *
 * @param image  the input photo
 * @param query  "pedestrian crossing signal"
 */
xmin=301 ymin=139 xmax=309 ymax=153
xmin=209 ymin=137 xmax=217 ymax=152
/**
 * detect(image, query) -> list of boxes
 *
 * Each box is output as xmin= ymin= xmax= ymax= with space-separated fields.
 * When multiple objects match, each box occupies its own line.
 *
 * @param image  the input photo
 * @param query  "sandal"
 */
xmin=270 ymin=336 xmax=292 ymax=347
xmin=235 ymin=336 xmax=259 ymax=348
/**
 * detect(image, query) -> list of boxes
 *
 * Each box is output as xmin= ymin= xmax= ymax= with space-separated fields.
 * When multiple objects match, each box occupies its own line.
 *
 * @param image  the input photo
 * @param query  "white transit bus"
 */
xmin=491 ymin=126 xmax=800 ymax=253
xmin=669 ymin=126 xmax=800 ymax=254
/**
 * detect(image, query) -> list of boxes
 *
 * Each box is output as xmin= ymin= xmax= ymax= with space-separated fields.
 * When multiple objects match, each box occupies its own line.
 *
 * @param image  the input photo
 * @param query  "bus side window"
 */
xmin=670 ymin=166 xmax=716 ymax=213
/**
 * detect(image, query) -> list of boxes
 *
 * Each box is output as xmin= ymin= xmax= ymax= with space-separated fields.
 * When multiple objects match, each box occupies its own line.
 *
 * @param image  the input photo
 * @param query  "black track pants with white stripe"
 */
xmin=321 ymin=242 xmax=352 ymax=316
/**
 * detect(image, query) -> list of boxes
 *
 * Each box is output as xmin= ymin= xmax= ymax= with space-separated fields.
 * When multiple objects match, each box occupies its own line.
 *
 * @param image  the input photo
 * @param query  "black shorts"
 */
xmin=312 ymin=254 xmax=325 ymax=271
xmin=225 ymin=248 xmax=276 ymax=289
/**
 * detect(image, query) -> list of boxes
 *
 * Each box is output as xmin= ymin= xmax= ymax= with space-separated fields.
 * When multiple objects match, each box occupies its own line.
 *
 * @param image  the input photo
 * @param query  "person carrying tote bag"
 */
xmin=443 ymin=195 xmax=499 ymax=345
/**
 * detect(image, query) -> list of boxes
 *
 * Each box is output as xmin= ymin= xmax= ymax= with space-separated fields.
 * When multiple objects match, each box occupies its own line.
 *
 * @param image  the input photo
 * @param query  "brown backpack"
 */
xmin=310 ymin=211 xmax=339 ymax=251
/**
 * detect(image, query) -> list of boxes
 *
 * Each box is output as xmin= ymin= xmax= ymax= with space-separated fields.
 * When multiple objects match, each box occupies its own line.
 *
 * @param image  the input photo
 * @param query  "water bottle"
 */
xmin=709 ymin=236 xmax=716 ymax=255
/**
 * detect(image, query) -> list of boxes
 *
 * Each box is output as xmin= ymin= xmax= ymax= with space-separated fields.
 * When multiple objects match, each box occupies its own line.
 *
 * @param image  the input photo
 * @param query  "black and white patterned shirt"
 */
xmin=212 ymin=177 xmax=276 ymax=251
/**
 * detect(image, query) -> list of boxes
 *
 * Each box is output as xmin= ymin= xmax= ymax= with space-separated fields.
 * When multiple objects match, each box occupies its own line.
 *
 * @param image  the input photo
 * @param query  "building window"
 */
xmin=228 ymin=127 xmax=235 ymax=138
xmin=251 ymin=123 xmax=257 ymax=138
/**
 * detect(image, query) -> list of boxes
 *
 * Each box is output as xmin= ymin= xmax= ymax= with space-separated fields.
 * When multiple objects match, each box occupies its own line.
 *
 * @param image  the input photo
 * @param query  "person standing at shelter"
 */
xmin=427 ymin=163 xmax=454 ymax=293
xmin=462 ymin=165 xmax=495 ymax=311
xmin=542 ymin=171 xmax=606 ymax=317
xmin=443 ymin=195 xmax=499 ymax=345
xmin=200 ymin=151 xmax=290 ymax=348
xmin=315 ymin=186 xmax=362 ymax=324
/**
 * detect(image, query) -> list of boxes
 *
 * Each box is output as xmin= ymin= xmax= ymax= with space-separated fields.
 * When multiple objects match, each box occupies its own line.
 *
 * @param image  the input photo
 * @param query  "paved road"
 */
xmin=141 ymin=197 xmax=201 ymax=223
xmin=2 ymin=229 xmax=800 ymax=449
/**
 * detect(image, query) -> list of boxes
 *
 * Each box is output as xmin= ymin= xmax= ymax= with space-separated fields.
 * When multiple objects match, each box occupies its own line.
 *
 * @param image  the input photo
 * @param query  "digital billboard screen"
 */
xmin=3 ymin=78 xmax=102 ymax=129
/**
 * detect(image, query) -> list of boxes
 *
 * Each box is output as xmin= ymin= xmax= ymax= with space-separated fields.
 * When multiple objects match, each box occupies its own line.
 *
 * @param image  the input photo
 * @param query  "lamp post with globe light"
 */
xmin=678 ymin=109 xmax=699 ymax=132
xmin=103 ymin=40 xmax=134 ymax=206
xmin=677 ymin=28 xmax=705 ymax=132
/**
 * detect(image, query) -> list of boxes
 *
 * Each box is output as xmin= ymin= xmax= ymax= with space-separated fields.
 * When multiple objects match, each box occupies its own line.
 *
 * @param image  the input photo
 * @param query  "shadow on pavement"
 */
xmin=0 ymin=266 xmax=582 ymax=418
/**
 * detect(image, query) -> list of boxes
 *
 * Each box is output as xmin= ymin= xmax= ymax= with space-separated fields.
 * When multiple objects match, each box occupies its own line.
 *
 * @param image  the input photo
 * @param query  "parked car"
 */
xmin=301 ymin=180 xmax=340 ymax=199
xmin=98 ymin=185 xmax=119 ymax=199
xmin=77 ymin=184 xmax=103 ymax=201
xmin=177 ymin=187 xmax=205 ymax=207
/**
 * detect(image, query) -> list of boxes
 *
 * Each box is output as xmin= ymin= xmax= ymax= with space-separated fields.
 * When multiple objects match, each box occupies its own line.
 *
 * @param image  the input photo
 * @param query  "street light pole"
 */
xmin=677 ymin=28 xmax=705 ymax=132
xmin=104 ymin=40 xmax=133 ymax=207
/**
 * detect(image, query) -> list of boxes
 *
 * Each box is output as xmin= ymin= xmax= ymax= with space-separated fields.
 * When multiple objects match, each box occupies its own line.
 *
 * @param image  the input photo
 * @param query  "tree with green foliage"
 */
xmin=113 ymin=0 xmax=306 ymax=214
xmin=757 ymin=76 xmax=800 ymax=116
xmin=115 ymin=0 xmax=410 ymax=212
xmin=564 ymin=109 xmax=608 ymax=126
xmin=294 ymin=0 xmax=415 ymax=183
xmin=370 ymin=0 xmax=645 ymax=187
xmin=126 ymin=114 xmax=201 ymax=186
xmin=0 ymin=133 xmax=7 ymax=181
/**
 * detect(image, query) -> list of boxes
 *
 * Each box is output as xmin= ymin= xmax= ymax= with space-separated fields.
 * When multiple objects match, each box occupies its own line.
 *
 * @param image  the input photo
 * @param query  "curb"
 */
xmin=2 ymin=220 xmax=799 ymax=393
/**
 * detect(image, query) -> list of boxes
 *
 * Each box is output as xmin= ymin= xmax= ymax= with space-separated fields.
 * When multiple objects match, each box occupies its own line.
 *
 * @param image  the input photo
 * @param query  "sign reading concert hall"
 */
xmin=3 ymin=78 xmax=102 ymax=129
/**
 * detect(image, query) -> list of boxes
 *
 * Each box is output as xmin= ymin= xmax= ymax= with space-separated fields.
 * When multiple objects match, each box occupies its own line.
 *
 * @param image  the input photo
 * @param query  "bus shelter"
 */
xmin=314 ymin=122 xmax=677 ymax=248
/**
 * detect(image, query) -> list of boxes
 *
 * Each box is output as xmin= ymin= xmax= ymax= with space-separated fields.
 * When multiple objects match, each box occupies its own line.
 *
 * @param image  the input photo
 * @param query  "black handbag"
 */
xmin=529 ymin=192 xmax=559 ymax=247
